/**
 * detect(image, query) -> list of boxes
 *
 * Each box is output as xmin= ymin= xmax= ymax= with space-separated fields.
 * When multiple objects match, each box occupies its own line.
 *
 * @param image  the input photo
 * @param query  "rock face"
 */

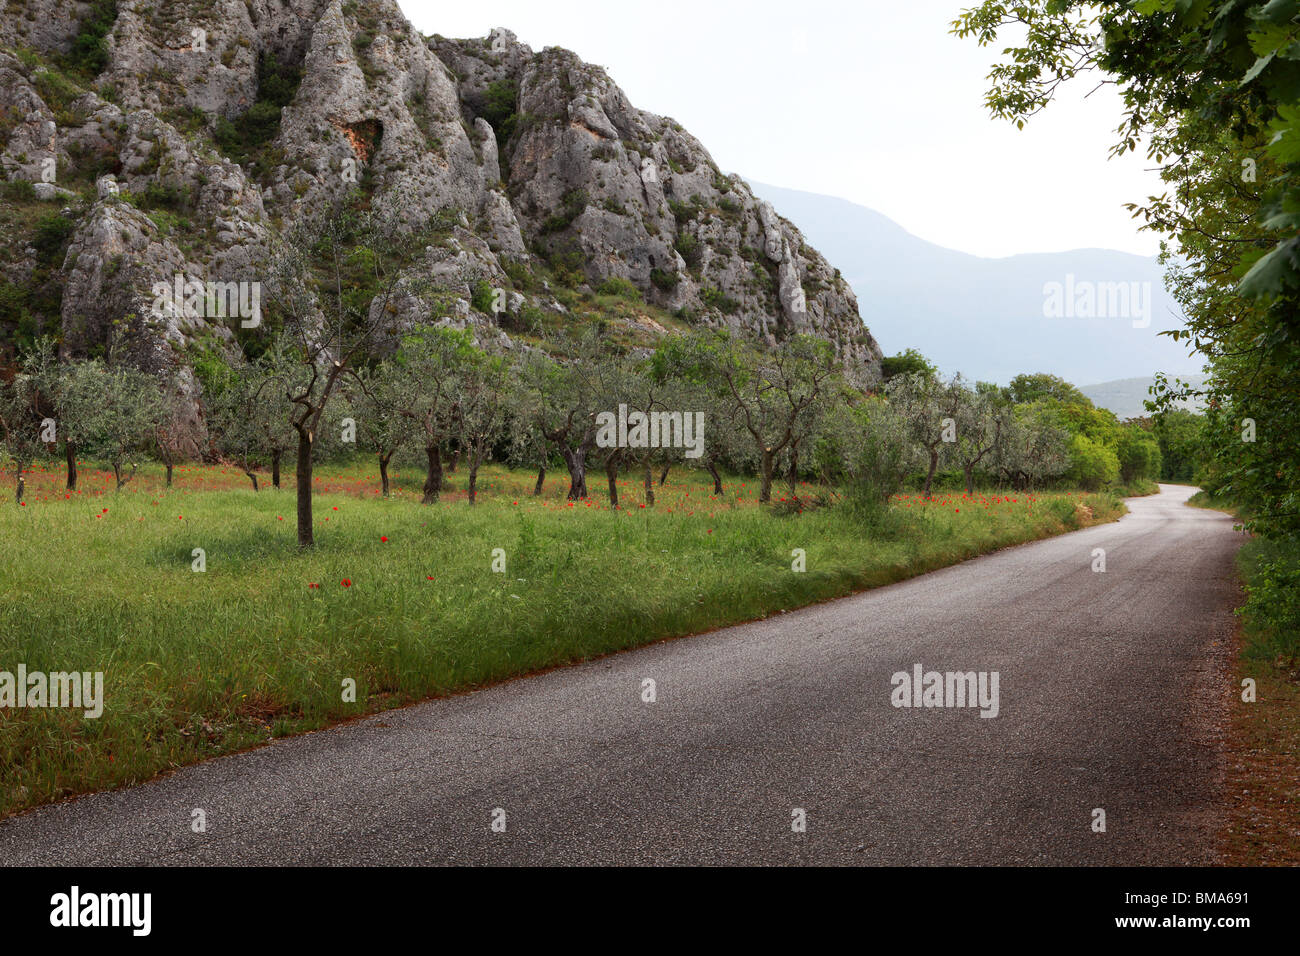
xmin=1 ymin=0 xmax=882 ymax=410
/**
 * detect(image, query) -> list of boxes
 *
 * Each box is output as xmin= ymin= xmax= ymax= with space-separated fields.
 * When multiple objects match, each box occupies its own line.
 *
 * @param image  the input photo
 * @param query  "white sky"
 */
xmin=400 ymin=0 xmax=1163 ymax=260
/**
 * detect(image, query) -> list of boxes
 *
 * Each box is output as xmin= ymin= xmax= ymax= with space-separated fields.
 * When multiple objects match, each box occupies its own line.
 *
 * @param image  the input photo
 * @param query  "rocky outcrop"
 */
xmin=0 ymin=0 xmax=882 ymax=394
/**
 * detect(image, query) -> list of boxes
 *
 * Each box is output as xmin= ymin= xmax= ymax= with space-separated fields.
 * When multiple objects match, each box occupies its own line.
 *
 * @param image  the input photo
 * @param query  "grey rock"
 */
xmin=1 ymin=0 xmax=881 ymax=395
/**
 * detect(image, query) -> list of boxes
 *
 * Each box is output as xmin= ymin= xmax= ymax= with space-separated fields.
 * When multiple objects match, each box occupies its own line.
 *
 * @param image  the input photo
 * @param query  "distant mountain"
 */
xmin=1080 ymin=375 xmax=1209 ymax=420
xmin=743 ymin=180 xmax=1204 ymax=387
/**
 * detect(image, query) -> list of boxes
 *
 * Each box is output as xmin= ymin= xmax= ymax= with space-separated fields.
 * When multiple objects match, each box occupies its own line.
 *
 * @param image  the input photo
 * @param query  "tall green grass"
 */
xmin=0 ymin=462 xmax=1124 ymax=816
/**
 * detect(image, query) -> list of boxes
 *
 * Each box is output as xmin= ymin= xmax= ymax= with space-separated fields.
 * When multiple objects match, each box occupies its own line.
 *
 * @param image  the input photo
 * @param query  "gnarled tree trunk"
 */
xmin=706 ymin=458 xmax=724 ymax=496
xmin=295 ymin=428 xmax=314 ymax=549
xmin=422 ymin=445 xmax=443 ymax=504
xmin=923 ymin=447 xmax=940 ymax=499
xmin=605 ymin=454 xmax=619 ymax=508
xmin=560 ymin=446 xmax=588 ymax=500
xmin=759 ymin=449 xmax=776 ymax=503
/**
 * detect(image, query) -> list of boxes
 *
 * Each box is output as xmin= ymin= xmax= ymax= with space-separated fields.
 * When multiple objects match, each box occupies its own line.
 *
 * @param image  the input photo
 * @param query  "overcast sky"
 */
xmin=401 ymin=0 xmax=1163 ymax=260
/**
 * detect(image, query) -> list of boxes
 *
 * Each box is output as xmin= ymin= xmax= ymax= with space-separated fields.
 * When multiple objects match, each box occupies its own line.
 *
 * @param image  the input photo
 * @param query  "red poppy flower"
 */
xmin=341 ymin=579 xmax=352 ymax=588
xmin=381 ymin=536 xmax=388 ymax=542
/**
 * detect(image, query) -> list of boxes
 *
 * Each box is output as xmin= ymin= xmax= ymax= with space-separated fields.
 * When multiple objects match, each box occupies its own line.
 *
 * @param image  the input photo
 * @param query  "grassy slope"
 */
xmin=1187 ymin=492 xmax=1300 ymax=864
xmin=0 ymin=461 xmax=1127 ymax=817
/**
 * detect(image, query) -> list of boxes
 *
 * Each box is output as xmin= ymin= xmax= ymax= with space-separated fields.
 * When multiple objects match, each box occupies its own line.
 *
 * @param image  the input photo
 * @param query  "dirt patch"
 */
xmin=1217 ymin=618 xmax=1300 ymax=864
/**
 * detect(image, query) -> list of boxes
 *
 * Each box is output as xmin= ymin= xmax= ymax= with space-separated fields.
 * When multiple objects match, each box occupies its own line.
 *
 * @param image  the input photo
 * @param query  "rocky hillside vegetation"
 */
xmin=0 ymin=0 xmax=881 ymax=445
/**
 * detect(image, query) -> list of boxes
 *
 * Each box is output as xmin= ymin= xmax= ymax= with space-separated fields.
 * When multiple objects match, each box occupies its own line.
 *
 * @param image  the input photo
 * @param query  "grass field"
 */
xmin=0 ymin=459 xmax=1128 ymax=817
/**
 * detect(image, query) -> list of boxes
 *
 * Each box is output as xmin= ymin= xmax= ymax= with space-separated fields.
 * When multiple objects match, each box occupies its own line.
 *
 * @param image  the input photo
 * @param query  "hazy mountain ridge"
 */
xmin=744 ymin=180 xmax=1203 ymax=387
xmin=1079 ymin=375 xmax=1209 ymax=420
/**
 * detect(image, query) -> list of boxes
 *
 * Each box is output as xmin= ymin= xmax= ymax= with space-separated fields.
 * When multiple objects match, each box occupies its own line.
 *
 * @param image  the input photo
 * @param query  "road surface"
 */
xmin=0 ymin=484 xmax=1242 ymax=865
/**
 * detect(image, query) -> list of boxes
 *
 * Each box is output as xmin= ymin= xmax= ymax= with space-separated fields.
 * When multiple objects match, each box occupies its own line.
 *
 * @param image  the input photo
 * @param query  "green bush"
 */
xmin=674 ymin=232 xmax=702 ymax=271
xmin=650 ymin=268 xmax=679 ymax=292
xmin=65 ymin=0 xmax=117 ymax=77
xmin=881 ymin=348 xmax=938 ymax=382
xmin=1 ymin=180 xmax=36 ymax=202
xmin=1115 ymin=427 xmax=1162 ymax=484
xmin=470 ymin=279 xmax=497 ymax=314
xmin=214 ymin=53 xmax=302 ymax=165
xmin=546 ymin=243 xmax=587 ymax=288
xmin=33 ymin=214 xmax=75 ymax=265
xmin=1239 ymin=537 xmax=1300 ymax=664
xmin=701 ymin=284 xmax=740 ymax=314
xmin=1067 ymin=433 xmax=1120 ymax=491
xmin=481 ymin=79 xmax=519 ymax=143
xmin=595 ymin=276 xmax=642 ymax=301
xmin=136 ymin=181 xmax=193 ymax=211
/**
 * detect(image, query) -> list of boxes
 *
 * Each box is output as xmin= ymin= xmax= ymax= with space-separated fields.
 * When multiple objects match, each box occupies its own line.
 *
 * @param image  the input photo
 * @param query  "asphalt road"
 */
xmin=0 ymin=484 xmax=1243 ymax=865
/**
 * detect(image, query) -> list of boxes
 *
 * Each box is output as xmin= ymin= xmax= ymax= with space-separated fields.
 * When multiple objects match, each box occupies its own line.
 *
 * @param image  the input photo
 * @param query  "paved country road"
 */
xmin=0 ymin=485 xmax=1243 ymax=865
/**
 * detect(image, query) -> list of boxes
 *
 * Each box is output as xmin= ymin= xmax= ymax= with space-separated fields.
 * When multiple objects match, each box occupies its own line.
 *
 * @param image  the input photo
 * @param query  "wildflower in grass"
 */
xmin=381 ymin=536 xmax=388 ymax=542
xmin=341 ymin=579 xmax=352 ymax=588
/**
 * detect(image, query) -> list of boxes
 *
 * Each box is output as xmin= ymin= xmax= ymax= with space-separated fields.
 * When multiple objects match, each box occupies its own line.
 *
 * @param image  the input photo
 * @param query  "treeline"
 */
xmin=1 ymin=325 xmax=1162 ymax=537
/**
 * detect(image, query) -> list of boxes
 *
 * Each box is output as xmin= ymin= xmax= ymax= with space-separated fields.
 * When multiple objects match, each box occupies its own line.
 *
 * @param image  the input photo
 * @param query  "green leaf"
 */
xmin=1253 ymin=0 xmax=1300 ymax=26
xmin=1240 ymin=238 xmax=1300 ymax=298
xmin=1242 ymin=50 xmax=1276 ymax=85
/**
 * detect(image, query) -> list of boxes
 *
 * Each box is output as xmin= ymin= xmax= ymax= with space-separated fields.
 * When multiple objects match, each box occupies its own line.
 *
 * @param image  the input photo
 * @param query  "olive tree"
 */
xmin=0 ymin=344 xmax=56 ymax=503
xmin=453 ymin=345 xmax=511 ymax=505
xmin=887 ymin=371 xmax=954 ymax=499
xmin=391 ymin=325 xmax=475 ymax=504
xmin=86 ymin=361 xmax=165 ymax=490
xmin=951 ymin=383 xmax=1012 ymax=494
xmin=262 ymin=195 xmax=415 ymax=547
xmin=714 ymin=333 xmax=839 ymax=504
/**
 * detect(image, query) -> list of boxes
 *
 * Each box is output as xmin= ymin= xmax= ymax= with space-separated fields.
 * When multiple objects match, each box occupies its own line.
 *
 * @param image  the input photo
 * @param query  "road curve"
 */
xmin=0 ymin=484 xmax=1243 ymax=865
